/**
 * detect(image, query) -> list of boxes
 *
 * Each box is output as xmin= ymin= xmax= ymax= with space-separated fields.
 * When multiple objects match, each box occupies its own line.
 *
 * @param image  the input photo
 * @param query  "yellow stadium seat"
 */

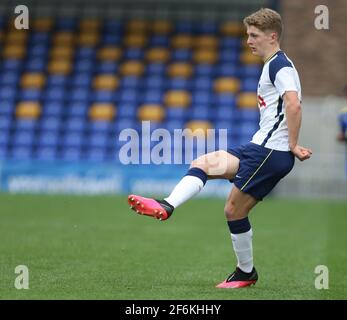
xmin=33 ymin=18 xmax=54 ymax=31
xmin=21 ymin=73 xmax=46 ymax=89
xmin=16 ymin=102 xmax=41 ymax=119
xmin=214 ymin=77 xmax=240 ymax=94
xmin=120 ymin=61 xmax=145 ymax=77
xmin=89 ymin=103 xmax=116 ymax=121
xmin=171 ymin=34 xmax=194 ymax=49
xmin=124 ymin=34 xmax=147 ymax=47
xmin=97 ymin=47 xmax=122 ymax=61
xmin=50 ymin=46 xmax=74 ymax=59
xmin=240 ymin=51 xmax=263 ymax=64
xmin=126 ymin=20 xmax=149 ymax=34
xmin=185 ymin=120 xmax=212 ymax=137
xmin=79 ymin=19 xmax=101 ymax=32
xmin=93 ymin=75 xmax=119 ymax=90
xmin=48 ymin=60 xmax=72 ymax=75
xmin=237 ymin=92 xmax=258 ymax=109
xmin=3 ymin=45 xmax=26 ymax=59
xmin=193 ymin=49 xmax=218 ymax=64
xmin=146 ymin=48 xmax=170 ymax=63
xmin=138 ymin=104 xmax=165 ymax=122
xmin=5 ymin=30 xmax=28 ymax=44
xmin=194 ymin=35 xmax=219 ymax=49
xmin=220 ymin=21 xmax=246 ymax=37
xmin=167 ymin=63 xmax=193 ymax=78
xmin=53 ymin=32 xmax=75 ymax=46
xmin=152 ymin=20 xmax=173 ymax=34
xmin=164 ymin=90 xmax=191 ymax=108
xmin=0 ymin=31 xmax=3 ymax=43
xmin=78 ymin=32 xmax=99 ymax=46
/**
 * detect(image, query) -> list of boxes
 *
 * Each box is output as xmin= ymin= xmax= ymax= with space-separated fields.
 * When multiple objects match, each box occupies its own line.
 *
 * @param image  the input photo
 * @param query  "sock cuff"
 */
xmin=228 ymin=217 xmax=251 ymax=234
xmin=185 ymin=167 xmax=208 ymax=185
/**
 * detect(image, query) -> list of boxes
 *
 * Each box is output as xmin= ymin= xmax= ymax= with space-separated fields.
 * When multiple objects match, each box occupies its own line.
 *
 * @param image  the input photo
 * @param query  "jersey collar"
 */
xmin=264 ymin=50 xmax=282 ymax=64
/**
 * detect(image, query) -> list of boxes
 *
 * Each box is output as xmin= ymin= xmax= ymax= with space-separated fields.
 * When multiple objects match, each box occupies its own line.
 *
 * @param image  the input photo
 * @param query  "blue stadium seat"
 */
xmin=35 ymin=146 xmax=57 ymax=161
xmin=0 ymin=130 xmax=10 ymax=146
xmin=219 ymin=49 xmax=239 ymax=63
xmin=96 ymin=61 xmax=118 ymax=74
xmin=37 ymin=131 xmax=59 ymax=147
xmin=238 ymin=109 xmax=260 ymax=123
xmin=0 ymin=101 xmax=15 ymax=115
xmin=120 ymin=76 xmax=141 ymax=89
xmin=65 ymin=117 xmax=86 ymax=132
xmin=0 ymin=86 xmax=17 ymax=100
xmin=12 ymin=131 xmax=35 ymax=146
xmin=165 ymin=120 xmax=184 ymax=132
xmin=46 ymin=75 xmax=68 ymax=88
xmin=43 ymin=101 xmax=64 ymax=117
xmin=29 ymin=32 xmax=50 ymax=44
xmin=141 ymin=90 xmax=163 ymax=104
xmin=2 ymin=59 xmax=22 ymax=71
xmin=166 ymin=108 xmax=186 ymax=120
xmin=149 ymin=35 xmax=169 ymax=47
xmin=0 ymin=145 xmax=8 ymax=159
xmin=195 ymin=64 xmax=214 ymax=77
xmin=165 ymin=78 xmax=190 ymax=90
xmin=44 ymin=87 xmax=67 ymax=102
xmin=216 ymin=63 xmax=239 ymax=77
xmin=28 ymin=44 xmax=49 ymax=59
xmin=56 ymin=17 xmax=77 ymax=31
xmin=118 ymin=89 xmax=139 ymax=104
xmin=40 ymin=117 xmax=61 ymax=131
xmin=20 ymin=89 xmax=42 ymax=101
xmin=62 ymin=132 xmax=83 ymax=148
xmin=213 ymin=93 xmax=237 ymax=108
xmin=192 ymin=77 xmax=213 ymax=91
xmin=14 ymin=119 xmax=37 ymax=131
xmin=146 ymin=63 xmax=166 ymax=76
xmin=114 ymin=118 xmax=139 ymax=133
xmin=115 ymin=103 xmax=135 ymax=119
xmin=192 ymin=91 xmax=212 ymax=106
xmin=175 ymin=21 xmax=194 ymax=33
xmin=69 ymin=88 xmax=90 ymax=102
xmin=88 ymin=133 xmax=109 ymax=148
xmin=60 ymin=147 xmax=82 ymax=161
xmin=241 ymin=78 xmax=258 ymax=92
xmin=88 ymin=120 xmax=112 ymax=133
xmin=171 ymin=49 xmax=192 ymax=61
xmin=68 ymin=101 xmax=88 ymax=117
xmin=74 ymin=59 xmax=94 ymax=73
xmin=220 ymin=37 xmax=241 ymax=49
xmin=0 ymin=71 xmax=20 ymax=86
xmin=70 ymin=73 xmax=92 ymax=88
xmin=101 ymin=34 xmax=121 ymax=45
xmin=85 ymin=147 xmax=107 ymax=161
xmin=143 ymin=75 xmax=164 ymax=90
xmin=240 ymin=65 xmax=262 ymax=79
xmin=11 ymin=146 xmax=32 ymax=160
xmin=91 ymin=90 xmax=115 ymax=103
xmin=195 ymin=21 xmax=218 ymax=34
xmin=104 ymin=19 xmax=122 ymax=33
xmin=25 ymin=58 xmax=46 ymax=72
xmin=123 ymin=48 xmax=144 ymax=60
xmin=190 ymin=105 xmax=211 ymax=121
xmin=215 ymin=105 xmax=236 ymax=121
xmin=75 ymin=47 xmax=95 ymax=60
xmin=0 ymin=116 xmax=12 ymax=131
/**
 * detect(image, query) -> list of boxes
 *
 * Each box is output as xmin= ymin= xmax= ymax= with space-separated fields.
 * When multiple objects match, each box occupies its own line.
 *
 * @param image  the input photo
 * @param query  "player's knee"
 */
xmin=224 ymin=201 xmax=237 ymax=220
xmin=190 ymin=156 xmax=208 ymax=172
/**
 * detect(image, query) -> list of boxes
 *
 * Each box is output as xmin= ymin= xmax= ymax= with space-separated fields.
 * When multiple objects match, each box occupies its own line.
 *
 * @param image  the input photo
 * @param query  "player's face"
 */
xmin=246 ymin=25 xmax=275 ymax=58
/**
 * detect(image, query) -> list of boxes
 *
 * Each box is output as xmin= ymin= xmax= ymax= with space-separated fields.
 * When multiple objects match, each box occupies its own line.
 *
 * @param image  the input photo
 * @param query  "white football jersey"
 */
xmin=251 ymin=50 xmax=301 ymax=151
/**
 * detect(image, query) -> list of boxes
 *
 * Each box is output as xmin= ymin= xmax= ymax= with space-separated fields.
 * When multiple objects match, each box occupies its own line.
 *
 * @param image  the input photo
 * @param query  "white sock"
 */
xmin=231 ymin=229 xmax=254 ymax=273
xmin=164 ymin=175 xmax=204 ymax=208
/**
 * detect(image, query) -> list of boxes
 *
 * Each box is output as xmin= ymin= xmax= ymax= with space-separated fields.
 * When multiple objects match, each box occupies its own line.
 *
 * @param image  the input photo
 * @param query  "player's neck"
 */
xmin=263 ymin=47 xmax=281 ymax=63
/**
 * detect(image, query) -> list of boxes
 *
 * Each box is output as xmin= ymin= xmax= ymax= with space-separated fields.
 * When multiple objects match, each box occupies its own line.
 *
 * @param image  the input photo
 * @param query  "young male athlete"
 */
xmin=127 ymin=8 xmax=312 ymax=288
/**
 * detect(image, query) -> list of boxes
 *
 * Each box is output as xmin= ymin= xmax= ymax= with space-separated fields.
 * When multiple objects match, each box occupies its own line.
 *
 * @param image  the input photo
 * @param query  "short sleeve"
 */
xmin=274 ymin=67 xmax=298 ymax=97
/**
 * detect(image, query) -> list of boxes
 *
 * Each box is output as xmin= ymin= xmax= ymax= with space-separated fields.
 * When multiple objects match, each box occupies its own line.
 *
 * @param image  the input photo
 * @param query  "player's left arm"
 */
xmin=283 ymin=91 xmax=312 ymax=161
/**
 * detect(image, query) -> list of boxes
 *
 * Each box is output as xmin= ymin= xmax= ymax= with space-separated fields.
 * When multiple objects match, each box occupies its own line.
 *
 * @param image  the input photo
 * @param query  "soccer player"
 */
xmin=128 ymin=8 xmax=312 ymax=288
xmin=337 ymin=86 xmax=347 ymax=143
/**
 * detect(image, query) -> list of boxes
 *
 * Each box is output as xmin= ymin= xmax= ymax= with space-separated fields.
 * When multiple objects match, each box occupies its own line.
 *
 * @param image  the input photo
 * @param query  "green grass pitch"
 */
xmin=0 ymin=193 xmax=346 ymax=300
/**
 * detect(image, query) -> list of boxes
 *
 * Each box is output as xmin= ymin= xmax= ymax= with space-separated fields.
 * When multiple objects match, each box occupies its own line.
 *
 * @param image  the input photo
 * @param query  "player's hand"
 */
xmin=337 ymin=132 xmax=346 ymax=142
xmin=291 ymin=145 xmax=312 ymax=161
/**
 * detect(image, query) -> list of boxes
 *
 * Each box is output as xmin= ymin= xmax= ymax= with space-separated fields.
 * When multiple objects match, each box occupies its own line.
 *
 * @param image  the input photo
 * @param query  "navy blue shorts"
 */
xmin=227 ymin=142 xmax=295 ymax=201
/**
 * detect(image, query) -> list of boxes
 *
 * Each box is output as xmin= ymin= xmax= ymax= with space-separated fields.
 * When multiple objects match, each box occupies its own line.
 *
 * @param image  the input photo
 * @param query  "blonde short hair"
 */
xmin=243 ymin=8 xmax=283 ymax=41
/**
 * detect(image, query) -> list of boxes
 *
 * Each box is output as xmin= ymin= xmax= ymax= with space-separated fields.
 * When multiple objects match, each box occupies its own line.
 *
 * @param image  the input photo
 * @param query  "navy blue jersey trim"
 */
xmin=269 ymin=51 xmax=293 ymax=85
xmin=261 ymin=97 xmax=284 ymax=147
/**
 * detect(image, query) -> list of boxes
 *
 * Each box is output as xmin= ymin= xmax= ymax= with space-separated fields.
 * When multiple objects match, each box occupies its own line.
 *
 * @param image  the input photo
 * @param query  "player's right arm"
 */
xmin=284 ymin=91 xmax=312 ymax=161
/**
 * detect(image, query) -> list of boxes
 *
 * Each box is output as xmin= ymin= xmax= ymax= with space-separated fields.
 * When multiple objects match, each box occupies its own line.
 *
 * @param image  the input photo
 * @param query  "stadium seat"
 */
xmin=120 ymin=61 xmax=144 ymax=77
xmin=85 ymin=147 xmax=107 ymax=161
xmin=123 ymin=48 xmax=144 ymax=60
xmin=35 ymin=146 xmax=57 ymax=160
xmin=237 ymin=92 xmax=258 ymax=109
xmin=65 ymin=117 xmax=86 ymax=132
xmin=11 ymin=146 xmax=32 ymax=160
xmin=146 ymin=63 xmax=166 ymax=76
xmin=193 ymin=49 xmax=218 ymax=64
xmin=88 ymin=133 xmax=109 ymax=148
xmin=165 ymin=78 xmax=190 ymax=90
xmin=48 ymin=59 xmax=72 ymax=75
xmin=164 ymin=90 xmax=191 ymax=108
xmin=185 ymin=120 xmax=212 ymax=137
xmin=152 ymin=20 xmax=173 ymax=34
xmin=40 ymin=117 xmax=61 ymax=131
xmin=20 ymin=89 xmax=42 ymax=101
xmin=167 ymin=62 xmax=193 ymax=78
xmin=171 ymin=34 xmax=194 ymax=49
xmin=60 ymin=147 xmax=82 ymax=161
xmin=42 ymin=101 xmax=64 ymax=117
xmin=194 ymin=35 xmax=219 ymax=50
xmin=93 ymin=74 xmax=119 ymax=90
xmin=138 ymin=104 xmax=165 ymax=122
xmin=171 ymin=49 xmax=192 ymax=61
xmin=3 ymin=45 xmax=26 ymax=59
xmin=20 ymin=73 xmax=45 ymax=89
xmin=124 ymin=34 xmax=147 ymax=48
xmin=149 ymin=35 xmax=169 ymax=47
xmin=146 ymin=48 xmax=170 ymax=63
xmin=97 ymin=46 xmax=122 ymax=61
xmin=16 ymin=101 xmax=41 ymax=119
xmin=214 ymin=77 xmax=240 ymax=94
xmin=89 ymin=103 xmax=116 ymax=121
xmin=33 ymin=18 xmax=54 ymax=32
xmin=220 ymin=21 xmax=245 ymax=37
xmin=120 ymin=76 xmax=141 ymax=89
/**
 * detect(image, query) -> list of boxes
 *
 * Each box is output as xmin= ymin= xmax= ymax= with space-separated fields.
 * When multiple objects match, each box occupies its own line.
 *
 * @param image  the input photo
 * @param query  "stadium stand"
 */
xmin=0 ymin=13 xmax=261 ymax=162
